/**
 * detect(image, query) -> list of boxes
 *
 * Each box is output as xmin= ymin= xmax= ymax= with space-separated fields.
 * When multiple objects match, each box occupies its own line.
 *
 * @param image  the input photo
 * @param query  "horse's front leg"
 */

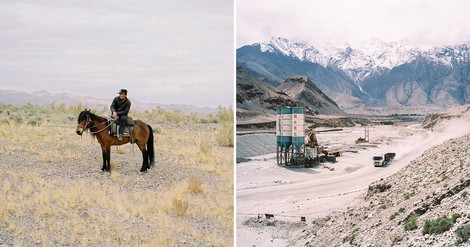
xmin=101 ymin=145 xmax=111 ymax=172
xmin=101 ymin=145 xmax=106 ymax=171
xmin=105 ymin=145 xmax=111 ymax=172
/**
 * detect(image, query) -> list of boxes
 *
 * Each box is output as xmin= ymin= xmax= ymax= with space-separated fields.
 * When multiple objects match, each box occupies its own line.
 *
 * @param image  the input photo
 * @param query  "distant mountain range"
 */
xmin=0 ymin=89 xmax=216 ymax=115
xmin=237 ymin=37 xmax=470 ymax=109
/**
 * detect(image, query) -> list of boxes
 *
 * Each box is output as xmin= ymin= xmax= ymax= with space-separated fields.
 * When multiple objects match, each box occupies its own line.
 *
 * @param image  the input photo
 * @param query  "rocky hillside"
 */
xmin=277 ymin=76 xmax=346 ymax=116
xmin=295 ymin=106 xmax=470 ymax=246
xmin=236 ymin=67 xmax=347 ymax=123
xmin=422 ymin=104 xmax=470 ymax=130
xmin=237 ymin=37 xmax=470 ymax=108
xmin=236 ymin=66 xmax=296 ymax=122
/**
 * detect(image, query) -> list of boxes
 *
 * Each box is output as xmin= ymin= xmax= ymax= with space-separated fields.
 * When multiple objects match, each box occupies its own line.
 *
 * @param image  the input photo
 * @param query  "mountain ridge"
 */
xmin=237 ymin=37 xmax=470 ymax=108
xmin=0 ymin=89 xmax=216 ymax=115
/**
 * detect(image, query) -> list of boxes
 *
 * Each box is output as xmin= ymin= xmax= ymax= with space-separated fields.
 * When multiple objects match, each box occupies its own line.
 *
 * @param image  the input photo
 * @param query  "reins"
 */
xmin=78 ymin=113 xmax=136 ymax=153
xmin=87 ymin=117 xmax=115 ymax=134
xmin=78 ymin=113 xmax=114 ymax=135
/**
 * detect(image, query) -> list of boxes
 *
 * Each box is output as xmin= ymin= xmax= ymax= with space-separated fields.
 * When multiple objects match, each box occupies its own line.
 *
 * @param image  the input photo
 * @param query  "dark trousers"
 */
xmin=118 ymin=115 xmax=127 ymax=135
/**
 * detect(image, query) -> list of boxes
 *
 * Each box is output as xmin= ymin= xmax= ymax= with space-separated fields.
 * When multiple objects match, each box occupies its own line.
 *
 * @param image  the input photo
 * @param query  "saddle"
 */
xmin=109 ymin=117 xmax=135 ymax=137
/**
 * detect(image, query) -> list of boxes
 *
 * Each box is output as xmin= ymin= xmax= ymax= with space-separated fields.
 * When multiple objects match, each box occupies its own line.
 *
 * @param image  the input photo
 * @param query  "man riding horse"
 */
xmin=111 ymin=89 xmax=131 ymax=141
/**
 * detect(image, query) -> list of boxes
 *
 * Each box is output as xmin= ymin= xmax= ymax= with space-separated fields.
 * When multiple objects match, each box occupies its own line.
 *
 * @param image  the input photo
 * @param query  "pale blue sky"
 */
xmin=0 ymin=0 xmax=233 ymax=108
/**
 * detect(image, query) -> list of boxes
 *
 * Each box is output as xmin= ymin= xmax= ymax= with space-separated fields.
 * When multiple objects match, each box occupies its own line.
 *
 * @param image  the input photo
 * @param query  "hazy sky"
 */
xmin=0 ymin=0 xmax=233 ymax=108
xmin=237 ymin=0 xmax=470 ymax=49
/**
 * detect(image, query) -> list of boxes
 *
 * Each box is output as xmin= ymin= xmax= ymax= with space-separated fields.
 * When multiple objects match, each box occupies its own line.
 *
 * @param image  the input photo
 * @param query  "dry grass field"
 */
xmin=0 ymin=103 xmax=234 ymax=246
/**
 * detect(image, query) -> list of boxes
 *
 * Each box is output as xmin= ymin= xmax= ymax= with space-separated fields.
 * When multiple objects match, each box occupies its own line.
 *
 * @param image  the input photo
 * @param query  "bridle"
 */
xmin=77 ymin=113 xmax=115 ymax=134
xmin=77 ymin=114 xmax=92 ymax=130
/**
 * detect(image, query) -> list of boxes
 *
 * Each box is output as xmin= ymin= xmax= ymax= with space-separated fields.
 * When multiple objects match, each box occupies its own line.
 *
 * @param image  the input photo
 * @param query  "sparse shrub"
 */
xmin=215 ymin=123 xmax=234 ymax=147
xmin=456 ymin=224 xmax=470 ymax=245
xmin=152 ymin=127 xmax=161 ymax=134
xmin=116 ymin=147 xmax=126 ymax=154
xmin=404 ymin=192 xmax=411 ymax=200
xmin=462 ymin=191 xmax=468 ymax=198
xmin=405 ymin=214 xmax=418 ymax=231
xmin=215 ymin=106 xmax=233 ymax=123
xmin=380 ymin=121 xmax=394 ymax=125
xmin=27 ymin=119 xmax=40 ymax=126
xmin=389 ymin=211 xmax=400 ymax=220
xmin=422 ymin=215 xmax=454 ymax=235
xmin=342 ymin=228 xmax=359 ymax=244
xmin=172 ymin=198 xmax=189 ymax=216
xmin=12 ymin=115 xmax=23 ymax=124
xmin=452 ymin=213 xmax=462 ymax=223
xmin=390 ymin=208 xmax=406 ymax=220
xmin=392 ymin=234 xmax=403 ymax=245
xmin=199 ymin=145 xmax=210 ymax=156
xmin=187 ymin=176 xmax=203 ymax=193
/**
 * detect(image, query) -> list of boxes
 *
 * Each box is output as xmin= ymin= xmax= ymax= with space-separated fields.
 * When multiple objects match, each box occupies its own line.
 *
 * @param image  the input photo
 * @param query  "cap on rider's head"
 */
xmin=118 ymin=89 xmax=127 ymax=95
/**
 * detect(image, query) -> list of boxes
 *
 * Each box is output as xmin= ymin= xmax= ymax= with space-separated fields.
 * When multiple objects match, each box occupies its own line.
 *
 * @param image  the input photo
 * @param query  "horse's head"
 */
xmin=76 ymin=109 xmax=92 ymax=135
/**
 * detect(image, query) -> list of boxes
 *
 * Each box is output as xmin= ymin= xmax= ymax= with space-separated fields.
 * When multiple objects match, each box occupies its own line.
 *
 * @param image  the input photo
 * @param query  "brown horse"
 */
xmin=75 ymin=109 xmax=155 ymax=172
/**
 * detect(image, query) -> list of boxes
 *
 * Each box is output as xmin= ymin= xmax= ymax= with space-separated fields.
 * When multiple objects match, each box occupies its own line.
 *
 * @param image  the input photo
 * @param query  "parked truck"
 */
xmin=373 ymin=153 xmax=396 ymax=167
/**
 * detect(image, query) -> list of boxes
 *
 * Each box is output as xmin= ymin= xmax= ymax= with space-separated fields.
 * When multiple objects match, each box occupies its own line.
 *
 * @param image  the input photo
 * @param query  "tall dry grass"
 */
xmin=0 ymin=103 xmax=234 ymax=246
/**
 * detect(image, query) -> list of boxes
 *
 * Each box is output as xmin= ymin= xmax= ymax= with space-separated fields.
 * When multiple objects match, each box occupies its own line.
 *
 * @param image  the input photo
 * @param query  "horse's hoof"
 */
xmin=140 ymin=168 xmax=147 ymax=172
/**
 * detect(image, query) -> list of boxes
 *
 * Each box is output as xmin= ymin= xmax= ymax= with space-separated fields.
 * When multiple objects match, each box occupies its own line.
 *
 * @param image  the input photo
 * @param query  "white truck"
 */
xmin=373 ymin=153 xmax=396 ymax=167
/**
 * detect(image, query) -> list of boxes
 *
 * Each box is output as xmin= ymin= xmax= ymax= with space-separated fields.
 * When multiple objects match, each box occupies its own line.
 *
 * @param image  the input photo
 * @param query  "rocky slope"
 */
xmin=237 ymin=37 xmax=470 ymax=108
xmin=236 ymin=66 xmax=296 ymax=122
xmin=277 ymin=76 xmax=346 ymax=116
xmin=423 ymin=104 xmax=470 ymax=130
xmin=236 ymin=67 xmax=347 ymax=123
xmin=293 ymin=105 xmax=470 ymax=246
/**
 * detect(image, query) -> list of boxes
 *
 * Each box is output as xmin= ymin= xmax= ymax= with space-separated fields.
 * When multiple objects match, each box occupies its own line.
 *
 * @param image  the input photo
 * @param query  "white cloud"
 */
xmin=237 ymin=0 xmax=470 ymax=48
xmin=0 ymin=0 xmax=233 ymax=108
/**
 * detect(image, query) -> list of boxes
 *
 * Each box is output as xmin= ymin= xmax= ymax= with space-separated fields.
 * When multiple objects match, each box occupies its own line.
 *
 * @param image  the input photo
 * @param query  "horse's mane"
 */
xmin=80 ymin=110 xmax=109 ymax=137
xmin=88 ymin=111 xmax=108 ymax=122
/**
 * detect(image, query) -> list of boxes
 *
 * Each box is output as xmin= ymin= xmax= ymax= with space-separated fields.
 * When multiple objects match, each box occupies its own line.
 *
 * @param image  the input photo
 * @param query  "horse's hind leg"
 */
xmin=140 ymin=150 xmax=149 ymax=172
xmin=137 ymin=141 xmax=149 ymax=172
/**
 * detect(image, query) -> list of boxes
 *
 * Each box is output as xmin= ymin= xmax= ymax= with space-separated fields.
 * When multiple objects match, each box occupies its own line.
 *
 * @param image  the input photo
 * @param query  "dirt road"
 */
xmin=236 ymin=121 xmax=470 ymax=246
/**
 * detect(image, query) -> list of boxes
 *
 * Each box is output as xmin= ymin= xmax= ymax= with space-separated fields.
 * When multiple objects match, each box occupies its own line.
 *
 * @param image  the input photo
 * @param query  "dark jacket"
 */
xmin=110 ymin=96 xmax=131 ymax=116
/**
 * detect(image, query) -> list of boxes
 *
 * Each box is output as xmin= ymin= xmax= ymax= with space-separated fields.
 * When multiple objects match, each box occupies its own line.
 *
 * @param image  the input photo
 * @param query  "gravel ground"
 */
xmin=0 ymin=120 xmax=233 ymax=246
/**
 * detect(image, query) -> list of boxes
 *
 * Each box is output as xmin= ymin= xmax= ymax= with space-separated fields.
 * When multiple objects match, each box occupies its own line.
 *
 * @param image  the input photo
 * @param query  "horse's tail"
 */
xmin=147 ymin=125 xmax=155 ymax=167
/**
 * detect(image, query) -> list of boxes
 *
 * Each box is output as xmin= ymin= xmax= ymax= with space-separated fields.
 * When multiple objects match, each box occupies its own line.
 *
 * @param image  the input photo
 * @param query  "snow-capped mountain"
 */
xmin=256 ymin=37 xmax=420 ymax=82
xmin=237 ymin=37 xmax=470 ymax=108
